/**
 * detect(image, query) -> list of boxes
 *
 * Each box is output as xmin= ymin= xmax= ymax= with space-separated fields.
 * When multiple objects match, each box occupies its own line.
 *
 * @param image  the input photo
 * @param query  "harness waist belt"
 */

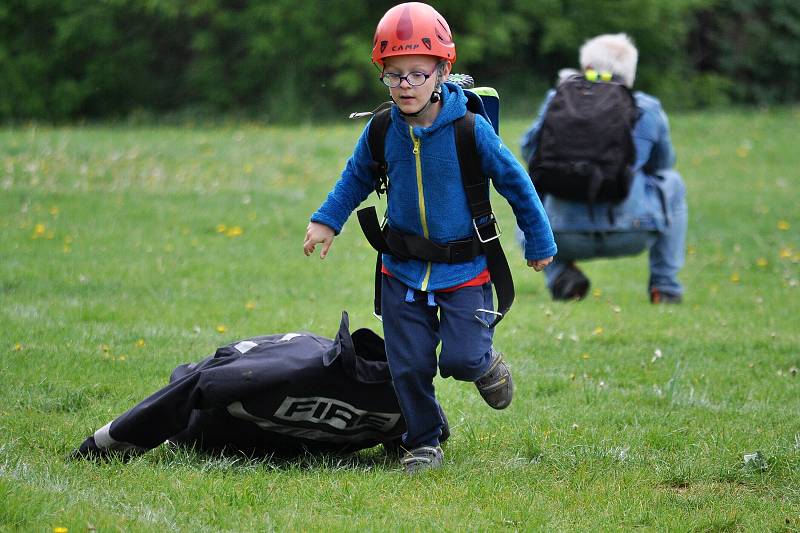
xmin=385 ymin=227 xmax=484 ymax=263
xmin=358 ymin=206 xmax=485 ymax=264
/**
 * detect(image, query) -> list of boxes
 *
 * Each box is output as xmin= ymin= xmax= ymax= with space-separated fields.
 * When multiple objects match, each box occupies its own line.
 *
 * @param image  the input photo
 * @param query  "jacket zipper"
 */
xmin=410 ymin=125 xmax=432 ymax=290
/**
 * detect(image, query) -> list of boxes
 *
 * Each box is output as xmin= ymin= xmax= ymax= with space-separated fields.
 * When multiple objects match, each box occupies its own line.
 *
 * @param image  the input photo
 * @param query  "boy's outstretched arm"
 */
xmin=528 ymin=257 xmax=554 ymax=272
xmin=304 ymin=221 xmax=336 ymax=258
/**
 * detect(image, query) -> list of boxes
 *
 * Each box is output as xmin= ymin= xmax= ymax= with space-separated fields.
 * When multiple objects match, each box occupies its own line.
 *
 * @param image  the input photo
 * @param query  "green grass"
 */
xmin=1 ymin=108 xmax=799 ymax=531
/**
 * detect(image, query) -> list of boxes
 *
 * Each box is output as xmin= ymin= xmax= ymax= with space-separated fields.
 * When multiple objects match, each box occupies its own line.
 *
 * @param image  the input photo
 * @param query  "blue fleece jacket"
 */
xmin=311 ymin=82 xmax=556 ymax=292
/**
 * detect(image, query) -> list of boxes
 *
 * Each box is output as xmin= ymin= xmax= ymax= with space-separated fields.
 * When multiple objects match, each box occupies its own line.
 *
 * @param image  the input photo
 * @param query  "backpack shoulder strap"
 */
xmin=453 ymin=111 xmax=492 ymax=218
xmin=367 ymin=107 xmax=392 ymax=196
xmin=453 ymin=111 xmax=515 ymax=327
xmin=363 ymin=106 xmax=392 ymax=319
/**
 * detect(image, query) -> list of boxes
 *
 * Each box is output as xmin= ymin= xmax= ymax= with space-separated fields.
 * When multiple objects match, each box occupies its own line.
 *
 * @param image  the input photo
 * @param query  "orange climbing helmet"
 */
xmin=371 ymin=2 xmax=457 ymax=67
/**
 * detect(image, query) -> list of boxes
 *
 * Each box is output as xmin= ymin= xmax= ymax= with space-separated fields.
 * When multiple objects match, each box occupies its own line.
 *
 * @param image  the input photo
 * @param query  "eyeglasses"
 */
xmin=379 ymin=68 xmax=436 ymax=88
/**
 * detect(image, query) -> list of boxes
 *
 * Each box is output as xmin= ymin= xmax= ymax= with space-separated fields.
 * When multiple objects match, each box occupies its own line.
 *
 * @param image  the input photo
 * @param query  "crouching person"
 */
xmin=521 ymin=33 xmax=688 ymax=303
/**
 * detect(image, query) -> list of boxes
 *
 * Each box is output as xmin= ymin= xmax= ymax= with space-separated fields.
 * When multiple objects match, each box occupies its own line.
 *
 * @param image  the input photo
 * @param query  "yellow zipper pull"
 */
xmin=410 ymin=126 xmax=420 ymax=155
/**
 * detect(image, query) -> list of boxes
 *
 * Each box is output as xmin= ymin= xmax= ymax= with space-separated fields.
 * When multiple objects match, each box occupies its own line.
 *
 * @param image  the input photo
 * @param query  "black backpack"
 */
xmin=530 ymin=74 xmax=638 ymax=216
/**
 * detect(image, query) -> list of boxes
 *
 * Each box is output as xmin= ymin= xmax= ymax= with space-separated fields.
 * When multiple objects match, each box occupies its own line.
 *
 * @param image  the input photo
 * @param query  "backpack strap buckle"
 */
xmin=473 ymin=213 xmax=502 ymax=244
xmin=474 ymin=308 xmax=503 ymax=329
xmin=368 ymin=161 xmax=389 ymax=196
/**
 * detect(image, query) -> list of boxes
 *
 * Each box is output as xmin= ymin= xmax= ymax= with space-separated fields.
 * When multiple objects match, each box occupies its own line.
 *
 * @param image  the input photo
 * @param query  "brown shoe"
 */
xmin=650 ymin=288 xmax=682 ymax=304
xmin=474 ymin=349 xmax=513 ymax=410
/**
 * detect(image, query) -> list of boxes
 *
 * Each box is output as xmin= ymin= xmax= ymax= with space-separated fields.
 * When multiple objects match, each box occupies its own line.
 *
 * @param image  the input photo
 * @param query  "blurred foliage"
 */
xmin=0 ymin=0 xmax=796 ymax=121
xmin=691 ymin=0 xmax=800 ymax=104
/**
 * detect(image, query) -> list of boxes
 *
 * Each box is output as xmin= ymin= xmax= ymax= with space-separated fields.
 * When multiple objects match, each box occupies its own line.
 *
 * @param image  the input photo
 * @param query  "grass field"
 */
xmin=1 ymin=107 xmax=799 ymax=531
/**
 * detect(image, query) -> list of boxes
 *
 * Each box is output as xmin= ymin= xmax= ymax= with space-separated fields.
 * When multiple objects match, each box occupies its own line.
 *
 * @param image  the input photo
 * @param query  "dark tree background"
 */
xmin=1 ymin=0 xmax=797 ymax=121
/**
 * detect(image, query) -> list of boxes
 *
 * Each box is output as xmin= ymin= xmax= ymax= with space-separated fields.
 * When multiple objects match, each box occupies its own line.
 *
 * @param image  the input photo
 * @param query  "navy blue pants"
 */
xmin=381 ymin=274 xmax=495 ymax=448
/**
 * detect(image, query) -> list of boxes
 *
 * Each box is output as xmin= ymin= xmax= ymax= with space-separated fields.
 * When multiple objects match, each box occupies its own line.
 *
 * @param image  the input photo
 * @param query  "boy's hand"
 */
xmin=527 ymin=256 xmax=553 ymax=272
xmin=304 ymin=222 xmax=335 ymax=258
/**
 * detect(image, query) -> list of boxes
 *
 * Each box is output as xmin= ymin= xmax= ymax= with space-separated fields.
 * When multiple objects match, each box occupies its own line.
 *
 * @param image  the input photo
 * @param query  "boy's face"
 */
xmin=382 ymin=55 xmax=449 ymax=115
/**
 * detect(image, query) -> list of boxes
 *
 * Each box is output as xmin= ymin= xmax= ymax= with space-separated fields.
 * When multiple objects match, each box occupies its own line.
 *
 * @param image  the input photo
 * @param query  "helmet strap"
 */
xmin=395 ymin=89 xmax=442 ymax=118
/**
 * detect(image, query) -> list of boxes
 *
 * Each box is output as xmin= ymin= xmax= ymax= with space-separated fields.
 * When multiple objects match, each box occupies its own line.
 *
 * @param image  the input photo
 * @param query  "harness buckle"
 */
xmin=473 ymin=214 xmax=502 ymax=244
xmin=474 ymin=308 xmax=503 ymax=329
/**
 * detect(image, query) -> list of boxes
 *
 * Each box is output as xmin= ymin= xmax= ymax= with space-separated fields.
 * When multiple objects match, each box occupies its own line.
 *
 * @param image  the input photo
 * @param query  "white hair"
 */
xmin=579 ymin=33 xmax=638 ymax=88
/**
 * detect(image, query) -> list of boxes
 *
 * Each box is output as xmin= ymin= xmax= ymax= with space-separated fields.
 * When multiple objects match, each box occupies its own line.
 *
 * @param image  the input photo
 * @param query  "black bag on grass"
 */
xmin=72 ymin=312 xmax=449 ymax=459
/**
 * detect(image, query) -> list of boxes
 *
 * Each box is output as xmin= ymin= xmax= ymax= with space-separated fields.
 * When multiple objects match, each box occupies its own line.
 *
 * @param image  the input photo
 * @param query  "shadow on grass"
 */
xmin=71 ymin=441 xmax=405 ymax=473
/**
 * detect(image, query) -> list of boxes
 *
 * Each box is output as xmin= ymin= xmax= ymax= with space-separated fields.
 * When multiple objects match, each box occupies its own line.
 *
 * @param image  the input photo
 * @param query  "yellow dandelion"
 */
xmin=777 ymin=220 xmax=790 ymax=231
xmin=756 ymin=257 xmax=768 ymax=267
xmin=730 ymin=272 xmax=740 ymax=283
xmin=135 ymin=339 xmax=145 ymax=348
xmin=13 ymin=343 xmax=23 ymax=351
xmin=32 ymin=223 xmax=46 ymax=238
xmin=216 ymin=224 xmax=227 ymax=233
xmin=63 ymin=246 xmax=71 ymax=254
xmin=687 ymin=244 xmax=697 ymax=255
xmin=735 ymin=146 xmax=749 ymax=158
xmin=226 ymin=226 xmax=243 ymax=237
xmin=592 ymin=326 xmax=604 ymax=336
xmin=581 ymin=353 xmax=590 ymax=360
xmin=49 ymin=206 xmax=60 ymax=216
xmin=592 ymin=288 xmax=602 ymax=298
xmin=53 ymin=527 xmax=68 ymax=533
xmin=779 ymin=247 xmax=792 ymax=259
xmin=118 ymin=355 xmax=127 ymax=362
xmin=244 ymin=164 xmax=254 ymax=174
xmin=245 ymin=301 xmax=256 ymax=311
xmin=216 ymin=325 xmax=227 ymax=333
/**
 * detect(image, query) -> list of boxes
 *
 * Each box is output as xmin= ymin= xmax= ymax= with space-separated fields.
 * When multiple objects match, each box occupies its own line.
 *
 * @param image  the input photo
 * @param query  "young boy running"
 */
xmin=303 ymin=2 xmax=555 ymax=473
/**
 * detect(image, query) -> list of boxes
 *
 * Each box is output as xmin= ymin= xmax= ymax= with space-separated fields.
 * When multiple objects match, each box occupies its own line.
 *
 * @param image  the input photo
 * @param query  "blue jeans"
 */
xmin=520 ymin=169 xmax=688 ymax=296
xmin=380 ymin=274 xmax=495 ymax=448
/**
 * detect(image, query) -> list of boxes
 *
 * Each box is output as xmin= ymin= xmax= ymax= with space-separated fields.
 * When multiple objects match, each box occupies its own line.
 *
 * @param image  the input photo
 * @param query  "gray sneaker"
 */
xmin=474 ymin=349 xmax=513 ymax=409
xmin=401 ymin=446 xmax=444 ymax=474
